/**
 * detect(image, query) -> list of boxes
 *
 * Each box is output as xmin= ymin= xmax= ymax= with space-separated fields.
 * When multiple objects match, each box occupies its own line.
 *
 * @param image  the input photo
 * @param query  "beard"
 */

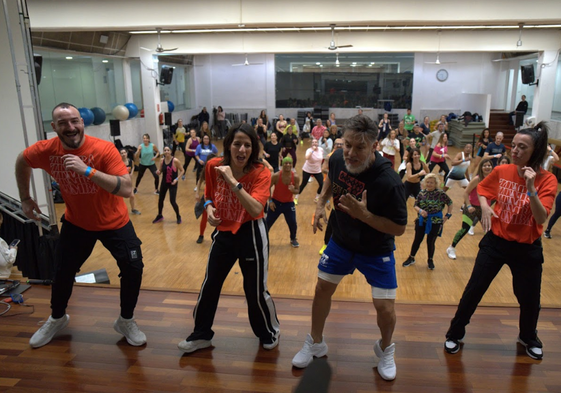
xmin=344 ymin=155 xmax=373 ymax=175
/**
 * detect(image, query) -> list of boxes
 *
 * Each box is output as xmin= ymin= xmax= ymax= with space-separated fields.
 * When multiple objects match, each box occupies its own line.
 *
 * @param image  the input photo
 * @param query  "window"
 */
xmin=275 ymin=53 xmax=414 ymax=109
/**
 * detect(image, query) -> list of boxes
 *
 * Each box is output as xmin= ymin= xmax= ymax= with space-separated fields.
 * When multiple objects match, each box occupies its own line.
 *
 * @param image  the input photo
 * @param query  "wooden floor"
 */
xmin=1 ymin=285 xmax=561 ymax=393
xmin=14 ymin=141 xmax=560 ymax=308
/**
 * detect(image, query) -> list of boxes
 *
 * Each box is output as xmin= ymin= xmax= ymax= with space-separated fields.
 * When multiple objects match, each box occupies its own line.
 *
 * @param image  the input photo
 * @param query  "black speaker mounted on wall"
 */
xmin=164 ymin=112 xmax=172 ymax=126
xmin=159 ymin=66 xmax=174 ymax=85
xmin=109 ymin=119 xmax=121 ymax=137
xmin=521 ymin=64 xmax=535 ymax=85
xmin=34 ymin=55 xmax=42 ymax=85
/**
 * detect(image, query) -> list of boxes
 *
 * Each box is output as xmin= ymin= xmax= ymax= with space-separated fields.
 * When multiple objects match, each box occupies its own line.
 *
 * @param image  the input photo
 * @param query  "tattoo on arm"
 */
xmin=111 ymin=176 xmax=122 ymax=195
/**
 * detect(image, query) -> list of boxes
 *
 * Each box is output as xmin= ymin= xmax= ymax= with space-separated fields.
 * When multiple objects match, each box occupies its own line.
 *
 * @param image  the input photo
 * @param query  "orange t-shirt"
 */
xmin=477 ymin=164 xmax=557 ymax=244
xmin=272 ymin=171 xmax=295 ymax=203
xmin=205 ymin=158 xmax=271 ymax=234
xmin=24 ymin=135 xmax=129 ymax=231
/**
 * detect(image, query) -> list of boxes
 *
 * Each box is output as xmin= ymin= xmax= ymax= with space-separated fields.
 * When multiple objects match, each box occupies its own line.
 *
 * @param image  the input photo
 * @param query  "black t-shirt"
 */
xmin=281 ymin=133 xmax=298 ymax=150
xmin=328 ymin=149 xmax=408 ymax=256
xmin=264 ymin=141 xmax=282 ymax=169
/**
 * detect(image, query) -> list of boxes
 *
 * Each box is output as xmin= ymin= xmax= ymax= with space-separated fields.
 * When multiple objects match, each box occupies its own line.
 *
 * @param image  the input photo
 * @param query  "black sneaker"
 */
xmin=133 ymin=188 xmax=138 ymax=194
xmin=544 ymin=230 xmax=552 ymax=239
xmin=290 ymin=239 xmax=300 ymax=248
xmin=152 ymin=215 xmax=163 ymax=224
xmin=196 ymin=235 xmax=204 ymax=244
xmin=428 ymin=259 xmax=435 ymax=270
xmin=177 ymin=216 xmax=182 ymax=224
xmin=402 ymin=257 xmax=415 ymax=267
xmin=444 ymin=337 xmax=462 ymax=354
xmin=517 ymin=336 xmax=543 ymax=360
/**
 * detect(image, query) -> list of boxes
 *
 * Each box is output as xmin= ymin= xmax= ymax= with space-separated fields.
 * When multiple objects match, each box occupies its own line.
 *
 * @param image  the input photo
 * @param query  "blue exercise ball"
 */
xmin=167 ymin=100 xmax=175 ymax=112
xmin=91 ymin=107 xmax=106 ymax=125
xmin=124 ymin=103 xmax=138 ymax=119
xmin=79 ymin=107 xmax=94 ymax=126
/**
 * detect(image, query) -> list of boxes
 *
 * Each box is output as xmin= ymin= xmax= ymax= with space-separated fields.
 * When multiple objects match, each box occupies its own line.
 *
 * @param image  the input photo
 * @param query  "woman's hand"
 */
xmin=215 ymin=165 xmax=236 ymax=186
xmin=480 ymin=203 xmax=497 ymax=232
xmin=418 ymin=209 xmax=428 ymax=218
xmin=156 ymin=170 xmax=161 ymax=175
xmin=206 ymin=205 xmax=222 ymax=227
xmin=418 ymin=170 xmax=426 ymax=177
xmin=467 ymin=206 xmax=475 ymax=214
xmin=269 ymin=200 xmax=276 ymax=212
xmin=521 ymin=166 xmax=537 ymax=191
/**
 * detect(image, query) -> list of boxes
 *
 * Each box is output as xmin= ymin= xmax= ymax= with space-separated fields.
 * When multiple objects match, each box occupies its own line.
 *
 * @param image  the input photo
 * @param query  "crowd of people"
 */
xmin=10 ymin=102 xmax=560 ymax=384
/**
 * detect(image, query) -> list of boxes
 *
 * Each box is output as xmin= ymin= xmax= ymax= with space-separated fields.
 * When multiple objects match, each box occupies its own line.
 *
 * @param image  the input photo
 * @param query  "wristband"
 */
xmin=467 ymin=205 xmax=472 ymax=208
xmin=527 ymin=191 xmax=538 ymax=197
xmin=87 ymin=168 xmax=97 ymax=179
xmin=445 ymin=213 xmax=452 ymax=218
xmin=84 ymin=166 xmax=92 ymax=177
xmin=204 ymin=200 xmax=213 ymax=208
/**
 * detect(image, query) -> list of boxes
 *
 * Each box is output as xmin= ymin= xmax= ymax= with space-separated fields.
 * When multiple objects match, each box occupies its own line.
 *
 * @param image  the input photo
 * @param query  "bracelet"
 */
xmin=84 ymin=166 xmax=92 ymax=177
xmin=21 ymin=196 xmax=33 ymax=202
xmin=203 ymin=200 xmax=213 ymax=208
xmin=467 ymin=205 xmax=472 ymax=208
xmin=87 ymin=168 xmax=97 ymax=179
xmin=527 ymin=191 xmax=538 ymax=197
xmin=445 ymin=213 xmax=452 ymax=218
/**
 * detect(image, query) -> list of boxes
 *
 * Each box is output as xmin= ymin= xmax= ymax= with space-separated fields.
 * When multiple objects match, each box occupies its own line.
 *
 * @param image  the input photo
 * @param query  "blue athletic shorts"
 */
xmin=318 ymin=239 xmax=397 ymax=289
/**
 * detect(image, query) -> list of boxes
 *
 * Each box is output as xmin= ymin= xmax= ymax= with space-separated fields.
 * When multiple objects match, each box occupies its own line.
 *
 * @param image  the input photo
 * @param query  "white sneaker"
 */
xmin=113 ymin=316 xmax=146 ymax=346
xmin=374 ymin=339 xmax=396 ymax=381
xmin=292 ymin=334 xmax=328 ymax=368
xmin=262 ymin=333 xmax=280 ymax=350
xmin=194 ymin=186 xmax=198 ymax=192
xmin=308 ymin=177 xmax=313 ymax=183
xmin=468 ymin=226 xmax=475 ymax=236
xmin=178 ymin=339 xmax=212 ymax=353
xmin=30 ymin=314 xmax=70 ymax=348
xmin=446 ymin=246 xmax=457 ymax=260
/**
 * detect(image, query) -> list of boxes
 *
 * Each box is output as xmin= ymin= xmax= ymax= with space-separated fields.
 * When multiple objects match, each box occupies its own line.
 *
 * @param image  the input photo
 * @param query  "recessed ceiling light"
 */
xmin=66 ymin=56 xmax=73 ymax=60
xmin=352 ymin=62 xmax=357 ymax=65
xmin=102 ymin=59 xmax=109 ymax=63
xmin=316 ymin=62 xmax=321 ymax=65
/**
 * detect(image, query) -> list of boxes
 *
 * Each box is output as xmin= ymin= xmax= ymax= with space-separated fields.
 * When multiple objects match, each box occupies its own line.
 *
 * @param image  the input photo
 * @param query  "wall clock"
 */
xmin=436 ymin=69 xmax=449 ymax=82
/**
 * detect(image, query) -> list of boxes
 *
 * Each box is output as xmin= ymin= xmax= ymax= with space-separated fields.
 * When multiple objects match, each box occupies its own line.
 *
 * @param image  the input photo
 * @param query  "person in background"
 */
xmin=267 ymin=157 xmax=301 ymax=248
xmin=473 ymin=128 xmax=490 ymax=170
xmin=378 ymin=113 xmax=392 ymax=141
xmin=541 ymin=144 xmax=559 ymax=171
xmin=195 ymin=134 xmax=219 ymax=190
xmin=292 ymin=115 xmax=407 ymax=381
xmin=171 ymin=119 xmax=187 ymax=159
xmin=120 ymin=148 xmax=140 ymax=215
xmin=427 ymin=123 xmax=445 ymax=162
xmin=259 ymin=109 xmax=269 ymax=130
xmin=544 ymin=189 xmax=561 ymax=239
xmin=380 ymin=130 xmax=400 ymax=168
xmin=194 ymin=153 xmax=216 ymax=244
xmin=420 ymin=116 xmax=431 ymax=135
xmin=153 ymin=146 xmax=184 ymax=224
xmin=286 ymin=118 xmax=300 ymax=143
xmin=319 ymin=129 xmax=333 ymax=159
xmin=178 ymin=122 xmax=280 ymax=354
xmin=216 ymin=106 xmax=226 ymax=139
xmin=255 ymin=117 xmax=268 ymax=147
xmin=199 ymin=121 xmax=212 ymax=142
xmin=446 ymin=158 xmax=493 ymax=259
xmin=183 ymin=129 xmax=200 ymax=180
xmin=198 ymin=107 xmax=210 ymax=126
xmin=329 ymin=113 xmax=336 ymax=126
xmin=509 ymin=95 xmax=528 ymax=125
xmin=428 ymin=133 xmax=450 ymax=179
xmin=498 ymin=156 xmax=511 ymax=166
xmin=442 ymin=144 xmax=472 ymax=192
xmin=303 ymin=111 xmax=314 ymax=138
xmin=16 ymin=102 xmax=145 ymax=348
xmin=311 ymin=119 xmax=326 ymax=141
xmin=134 ymin=133 xmax=160 ymax=195
xmin=295 ymin=138 xmax=324 ymax=204
xmin=402 ymin=173 xmax=453 ymax=270
xmin=435 ymin=115 xmax=449 ymax=132
xmin=396 ymin=120 xmax=408 ymax=160
xmin=281 ymin=125 xmax=299 ymax=167
xmin=404 ymin=148 xmax=429 ymax=199
xmin=0 ymin=212 xmax=18 ymax=279
xmin=263 ymin=132 xmax=282 ymax=173
xmin=403 ymin=109 xmax=415 ymax=135
xmin=275 ymin=114 xmax=287 ymax=139
xmin=483 ymin=131 xmax=506 ymax=167
xmin=445 ymin=122 xmax=556 ymax=360
xmin=329 ymin=124 xmax=342 ymax=142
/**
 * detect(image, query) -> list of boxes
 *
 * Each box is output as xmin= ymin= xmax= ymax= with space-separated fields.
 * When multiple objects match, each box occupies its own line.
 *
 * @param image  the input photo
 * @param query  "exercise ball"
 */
xmin=78 ymin=107 xmax=94 ymax=126
xmin=167 ymin=100 xmax=175 ymax=112
xmin=112 ymin=105 xmax=130 ymax=121
xmin=90 ymin=107 xmax=106 ymax=125
xmin=124 ymin=103 xmax=138 ymax=119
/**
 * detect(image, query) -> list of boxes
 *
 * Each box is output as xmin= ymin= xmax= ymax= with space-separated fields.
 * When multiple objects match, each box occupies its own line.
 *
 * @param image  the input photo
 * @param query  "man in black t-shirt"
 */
xmin=292 ymin=115 xmax=407 ymax=382
xmin=509 ymin=95 xmax=528 ymax=125
xmin=280 ymin=126 xmax=299 ymax=166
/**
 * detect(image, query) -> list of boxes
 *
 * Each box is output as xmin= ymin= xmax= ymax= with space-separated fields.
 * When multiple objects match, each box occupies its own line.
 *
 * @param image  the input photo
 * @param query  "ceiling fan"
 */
xmin=140 ymin=28 xmax=178 ymax=53
xmin=232 ymin=54 xmax=263 ymax=67
xmin=424 ymin=31 xmax=456 ymax=65
xmin=327 ymin=24 xmax=353 ymax=51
